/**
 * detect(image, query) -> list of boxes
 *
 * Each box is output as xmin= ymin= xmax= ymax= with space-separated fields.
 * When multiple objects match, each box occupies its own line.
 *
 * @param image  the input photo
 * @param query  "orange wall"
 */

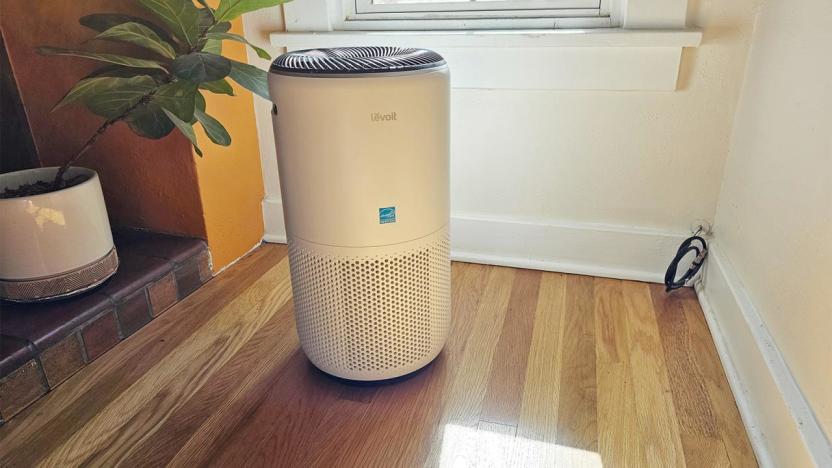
xmin=0 ymin=1 xmax=206 ymax=239
xmin=193 ymin=17 xmax=266 ymax=271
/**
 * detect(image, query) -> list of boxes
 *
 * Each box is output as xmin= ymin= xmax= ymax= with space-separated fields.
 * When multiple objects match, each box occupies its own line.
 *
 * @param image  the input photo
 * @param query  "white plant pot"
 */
xmin=0 ymin=167 xmax=118 ymax=302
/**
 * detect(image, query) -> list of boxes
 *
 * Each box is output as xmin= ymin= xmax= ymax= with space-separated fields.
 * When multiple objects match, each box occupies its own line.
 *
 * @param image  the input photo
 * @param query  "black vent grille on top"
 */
xmin=270 ymin=47 xmax=446 ymax=75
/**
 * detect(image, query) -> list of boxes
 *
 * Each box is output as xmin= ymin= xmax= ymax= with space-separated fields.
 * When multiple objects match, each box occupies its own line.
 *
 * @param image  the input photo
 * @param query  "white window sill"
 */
xmin=269 ymin=28 xmax=701 ymax=91
xmin=271 ymin=28 xmax=701 ymax=49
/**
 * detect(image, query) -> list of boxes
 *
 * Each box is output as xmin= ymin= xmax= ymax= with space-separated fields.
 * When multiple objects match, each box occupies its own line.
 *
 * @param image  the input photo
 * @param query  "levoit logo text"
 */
xmin=370 ymin=111 xmax=397 ymax=122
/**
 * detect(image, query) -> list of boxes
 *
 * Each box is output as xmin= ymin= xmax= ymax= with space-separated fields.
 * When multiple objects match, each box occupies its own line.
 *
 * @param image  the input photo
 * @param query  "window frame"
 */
xmin=354 ymin=0 xmax=601 ymax=14
xmin=340 ymin=0 xmax=616 ymax=30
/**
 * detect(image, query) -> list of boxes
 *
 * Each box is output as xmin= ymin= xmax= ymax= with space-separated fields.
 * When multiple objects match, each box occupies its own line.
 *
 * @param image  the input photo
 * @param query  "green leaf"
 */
xmin=199 ymin=79 xmax=234 ymax=96
xmin=202 ymin=39 xmax=223 ymax=55
xmin=195 ymin=109 xmax=231 ymax=145
xmin=50 ymin=76 xmax=141 ymax=112
xmin=163 ymin=109 xmax=203 ymax=156
xmin=153 ymin=80 xmax=198 ymax=122
xmin=209 ymin=22 xmax=232 ymax=33
xmin=126 ymin=103 xmax=175 ymax=138
xmin=36 ymin=47 xmax=167 ymax=71
xmin=215 ymin=0 xmax=290 ymax=22
xmin=86 ymin=65 xmax=168 ymax=82
xmin=196 ymin=0 xmax=214 ymax=12
xmin=138 ymin=0 xmax=202 ymax=47
xmin=172 ymin=52 xmax=231 ymax=82
xmin=227 ymin=58 xmax=269 ymax=100
xmin=79 ymin=13 xmax=175 ymax=46
xmin=94 ymin=22 xmax=177 ymax=59
xmin=191 ymin=90 xmax=231 ymax=145
xmin=195 ymin=91 xmax=207 ymax=113
xmin=51 ymin=79 xmax=100 ymax=111
xmin=83 ymin=76 xmax=158 ymax=119
xmin=195 ymin=10 xmax=222 ymax=51
xmin=205 ymin=32 xmax=270 ymax=59
xmin=197 ymin=8 xmax=216 ymax=34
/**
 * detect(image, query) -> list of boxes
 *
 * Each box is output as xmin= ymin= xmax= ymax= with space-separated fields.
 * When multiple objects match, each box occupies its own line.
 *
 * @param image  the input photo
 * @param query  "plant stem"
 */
xmin=51 ymin=86 xmax=165 ymax=188
xmin=51 ymin=116 xmax=118 ymax=186
xmin=189 ymin=16 xmax=218 ymax=54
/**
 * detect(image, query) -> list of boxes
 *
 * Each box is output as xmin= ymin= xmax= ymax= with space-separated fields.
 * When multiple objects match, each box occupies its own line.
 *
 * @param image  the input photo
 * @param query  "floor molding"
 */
xmin=262 ymin=197 xmax=287 ymax=244
xmin=695 ymin=244 xmax=831 ymax=468
xmin=449 ymin=214 xmax=688 ymax=283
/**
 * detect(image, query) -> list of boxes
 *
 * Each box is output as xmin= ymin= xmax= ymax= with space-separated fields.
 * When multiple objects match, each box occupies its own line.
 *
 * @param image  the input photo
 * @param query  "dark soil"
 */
xmin=0 ymin=174 xmax=89 ymax=199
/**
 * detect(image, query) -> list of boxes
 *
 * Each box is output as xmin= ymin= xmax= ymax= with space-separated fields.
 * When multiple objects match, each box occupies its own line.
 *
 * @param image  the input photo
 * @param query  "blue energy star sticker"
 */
xmin=379 ymin=207 xmax=396 ymax=224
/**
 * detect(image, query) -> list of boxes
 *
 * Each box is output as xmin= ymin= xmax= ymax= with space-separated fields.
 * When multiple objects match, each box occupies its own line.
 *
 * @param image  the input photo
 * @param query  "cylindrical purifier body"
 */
xmin=268 ymin=47 xmax=450 ymax=380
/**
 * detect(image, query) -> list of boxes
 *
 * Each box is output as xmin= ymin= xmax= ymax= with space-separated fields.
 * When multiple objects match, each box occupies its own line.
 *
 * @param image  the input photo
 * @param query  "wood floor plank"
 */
xmin=435 ymin=265 xmax=516 ymax=426
xmin=122 ymin=300 xmax=298 ymax=467
xmin=651 ymin=284 xmax=731 ymax=468
xmin=201 ymin=348 xmax=365 ymax=467
xmin=556 ymin=275 xmax=598 ymax=453
xmin=37 ymin=257 xmax=293 ymax=467
xmin=444 ymin=262 xmax=493 ymax=359
xmin=0 ymin=245 xmax=287 ymax=467
xmin=423 ymin=265 xmax=516 ymax=467
xmin=621 ymin=281 xmax=686 ymax=468
xmin=516 ymin=272 xmax=567 ymax=465
xmin=326 ymin=357 xmax=446 ymax=468
xmin=481 ymin=268 xmax=541 ymax=427
xmin=679 ymin=292 xmax=758 ymax=467
xmin=594 ymin=277 xmax=645 ymax=468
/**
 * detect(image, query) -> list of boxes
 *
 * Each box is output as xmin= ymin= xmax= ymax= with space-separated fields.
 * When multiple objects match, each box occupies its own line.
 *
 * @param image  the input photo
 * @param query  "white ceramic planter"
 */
xmin=0 ymin=167 xmax=118 ymax=302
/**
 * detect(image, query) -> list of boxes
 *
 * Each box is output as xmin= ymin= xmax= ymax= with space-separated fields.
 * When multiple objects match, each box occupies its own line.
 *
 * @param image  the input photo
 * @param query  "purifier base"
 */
xmin=287 ymin=227 xmax=451 ymax=382
xmin=306 ymin=344 xmax=444 ymax=382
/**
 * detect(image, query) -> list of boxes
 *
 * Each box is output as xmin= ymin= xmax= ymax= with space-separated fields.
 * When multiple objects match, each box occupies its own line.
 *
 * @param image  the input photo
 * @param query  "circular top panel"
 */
xmin=270 ymin=47 xmax=446 ymax=75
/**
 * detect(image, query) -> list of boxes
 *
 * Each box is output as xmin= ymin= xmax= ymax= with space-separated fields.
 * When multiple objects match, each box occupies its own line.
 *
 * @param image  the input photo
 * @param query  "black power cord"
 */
xmin=664 ymin=229 xmax=708 ymax=292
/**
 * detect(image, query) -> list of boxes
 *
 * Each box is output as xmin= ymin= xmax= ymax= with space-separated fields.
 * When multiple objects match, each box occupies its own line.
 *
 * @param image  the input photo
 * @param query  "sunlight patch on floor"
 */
xmin=439 ymin=423 xmax=603 ymax=468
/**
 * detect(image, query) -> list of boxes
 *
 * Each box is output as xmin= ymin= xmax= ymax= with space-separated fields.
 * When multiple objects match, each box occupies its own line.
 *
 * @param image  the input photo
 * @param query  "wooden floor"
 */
xmin=0 ymin=244 xmax=756 ymax=467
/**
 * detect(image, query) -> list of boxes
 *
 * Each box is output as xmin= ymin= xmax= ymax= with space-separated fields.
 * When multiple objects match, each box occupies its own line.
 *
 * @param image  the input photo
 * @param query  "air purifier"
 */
xmin=268 ymin=47 xmax=450 ymax=381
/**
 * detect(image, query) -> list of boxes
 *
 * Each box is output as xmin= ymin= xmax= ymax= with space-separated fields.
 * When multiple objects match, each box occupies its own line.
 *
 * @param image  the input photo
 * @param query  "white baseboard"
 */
xmin=262 ymin=207 xmax=688 ymax=283
xmin=695 ymin=244 xmax=831 ymax=468
xmin=450 ymin=214 xmax=688 ymax=283
xmin=262 ymin=197 xmax=287 ymax=244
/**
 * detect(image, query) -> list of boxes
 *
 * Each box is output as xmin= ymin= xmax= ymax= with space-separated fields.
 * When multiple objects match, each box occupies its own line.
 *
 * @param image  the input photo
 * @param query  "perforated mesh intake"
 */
xmin=288 ymin=229 xmax=450 ymax=379
xmin=270 ymin=47 xmax=446 ymax=75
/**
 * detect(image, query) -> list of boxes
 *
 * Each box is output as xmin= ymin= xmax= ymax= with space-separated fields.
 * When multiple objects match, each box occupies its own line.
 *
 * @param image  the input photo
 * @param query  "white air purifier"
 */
xmin=268 ymin=47 xmax=451 ymax=381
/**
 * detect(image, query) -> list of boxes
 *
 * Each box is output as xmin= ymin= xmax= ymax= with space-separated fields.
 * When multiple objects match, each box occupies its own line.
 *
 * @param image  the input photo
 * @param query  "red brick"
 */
xmin=148 ymin=273 xmax=177 ymax=317
xmin=0 ymin=359 xmax=46 ymax=419
xmin=40 ymin=334 xmax=85 ymax=387
xmin=116 ymin=290 xmax=151 ymax=337
xmin=81 ymin=312 xmax=120 ymax=361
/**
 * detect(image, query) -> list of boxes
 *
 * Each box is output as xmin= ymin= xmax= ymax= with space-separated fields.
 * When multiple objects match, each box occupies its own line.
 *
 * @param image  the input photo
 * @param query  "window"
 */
xmin=276 ymin=0 xmax=700 ymax=91
xmin=341 ymin=0 xmax=615 ymax=30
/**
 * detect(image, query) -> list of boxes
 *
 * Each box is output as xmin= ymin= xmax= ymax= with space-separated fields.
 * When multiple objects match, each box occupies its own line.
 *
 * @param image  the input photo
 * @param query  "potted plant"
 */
xmin=0 ymin=0 xmax=287 ymax=302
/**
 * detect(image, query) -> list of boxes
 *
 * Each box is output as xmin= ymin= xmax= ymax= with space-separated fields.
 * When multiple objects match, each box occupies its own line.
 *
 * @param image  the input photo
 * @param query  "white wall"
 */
xmin=712 ymin=0 xmax=832 ymax=446
xmin=245 ymin=0 xmax=760 ymax=279
xmin=446 ymin=0 xmax=758 ymax=230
